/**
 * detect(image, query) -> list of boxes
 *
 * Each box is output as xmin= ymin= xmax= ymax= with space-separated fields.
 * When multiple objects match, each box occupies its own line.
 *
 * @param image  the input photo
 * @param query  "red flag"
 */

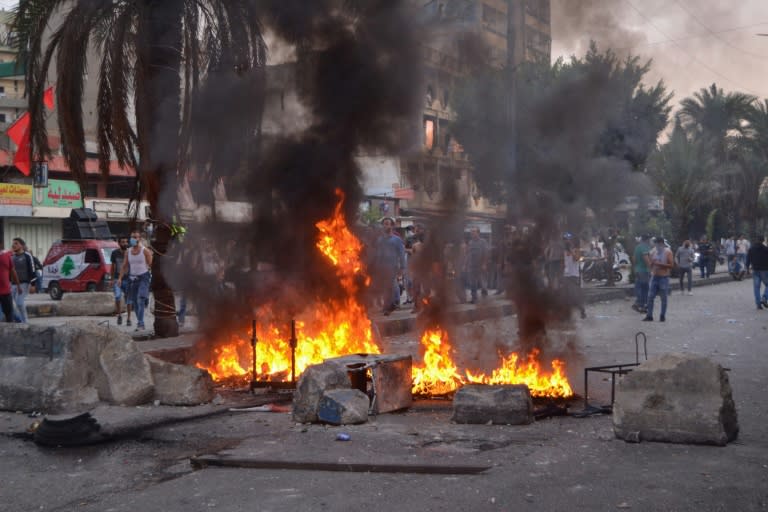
xmin=6 ymin=111 xmax=29 ymax=146
xmin=12 ymin=129 xmax=31 ymax=176
xmin=43 ymin=86 xmax=55 ymax=110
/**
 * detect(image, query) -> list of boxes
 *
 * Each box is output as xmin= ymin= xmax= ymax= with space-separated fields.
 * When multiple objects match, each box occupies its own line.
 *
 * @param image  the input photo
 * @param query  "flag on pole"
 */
xmin=5 ymin=86 xmax=55 ymax=176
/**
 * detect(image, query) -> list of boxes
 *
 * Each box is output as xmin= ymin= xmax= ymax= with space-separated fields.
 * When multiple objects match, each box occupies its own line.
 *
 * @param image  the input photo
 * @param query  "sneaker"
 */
xmin=631 ymin=304 xmax=641 ymax=313
xmin=762 ymin=298 xmax=768 ymax=308
xmin=126 ymin=319 xmax=132 ymax=327
xmin=659 ymin=315 xmax=665 ymax=322
xmin=136 ymin=323 xmax=145 ymax=331
xmin=642 ymin=316 xmax=653 ymax=322
xmin=757 ymin=304 xmax=764 ymax=310
xmin=117 ymin=315 xmax=122 ymax=325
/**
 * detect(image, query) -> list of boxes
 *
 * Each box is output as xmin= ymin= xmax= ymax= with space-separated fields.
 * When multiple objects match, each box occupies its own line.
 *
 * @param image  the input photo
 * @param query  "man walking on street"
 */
xmin=632 ymin=234 xmax=651 ymax=313
xmin=746 ymin=236 xmax=768 ymax=310
xmin=111 ymin=237 xmax=129 ymax=325
xmin=10 ymin=238 xmax=34 ymax=323
xmin=675 ymin=240 xmax=695 ymax=295
xmin=698 ymin=236 xmax=714 ymax=278
xmin=117 ymin=230 xmax=153 ymax=331
xmin=643 ymin=236 xmax=674 ymax=322
xmin=0 ymin=246 xmax=21 ymax=322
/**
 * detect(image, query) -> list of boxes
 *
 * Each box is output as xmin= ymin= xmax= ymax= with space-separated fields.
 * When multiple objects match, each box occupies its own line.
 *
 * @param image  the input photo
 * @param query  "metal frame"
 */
xmin=578 ymin=332 xmax=648 ymax=416
xmin=249 ymin=319 xmax=298 ymax=391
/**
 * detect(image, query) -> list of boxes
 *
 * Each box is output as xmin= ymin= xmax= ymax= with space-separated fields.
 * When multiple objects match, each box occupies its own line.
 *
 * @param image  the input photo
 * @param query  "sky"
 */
xmin=0 ymin=0 xmax=14 ymax=11
xmin=552 ymin=0 xmax=768 ymax=107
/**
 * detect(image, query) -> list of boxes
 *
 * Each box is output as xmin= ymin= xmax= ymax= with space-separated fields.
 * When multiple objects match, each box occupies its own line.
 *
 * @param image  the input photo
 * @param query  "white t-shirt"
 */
xmin=563 ymin=252 xmax=580 ymax=278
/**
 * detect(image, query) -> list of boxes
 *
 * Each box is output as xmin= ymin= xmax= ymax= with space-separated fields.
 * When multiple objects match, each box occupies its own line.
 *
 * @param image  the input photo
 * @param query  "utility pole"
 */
xmin=506 ymin=0 xmax=517 ymax=223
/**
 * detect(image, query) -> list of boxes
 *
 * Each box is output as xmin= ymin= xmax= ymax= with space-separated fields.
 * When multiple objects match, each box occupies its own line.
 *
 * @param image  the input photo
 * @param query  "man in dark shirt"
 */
xmin=11 ymin=237 xmax=34 ymax=323
xmin=111 ymin=237 xmax=129 ymax=325
xmin=375 ymin=217 xmax=406 ymax=315
xmin=465 ymin=228 xmax=489 ymax=304
xmin=697 ymin=236 xmax=714 ymax=278
xmin=746 ymin=237 xmax=768 ymax=310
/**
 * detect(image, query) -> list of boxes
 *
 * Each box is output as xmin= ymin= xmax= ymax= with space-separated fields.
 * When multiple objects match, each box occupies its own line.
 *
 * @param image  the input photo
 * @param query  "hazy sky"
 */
xmin=0 ymin=0 xmax=14 ymax=11
xmin=552 ymin=0 xmax=768 ymax=105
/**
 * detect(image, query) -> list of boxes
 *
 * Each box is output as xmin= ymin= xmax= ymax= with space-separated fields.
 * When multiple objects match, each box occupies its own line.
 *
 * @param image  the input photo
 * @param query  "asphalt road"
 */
xmin=1 ymin=278 xmax=767 ymax=512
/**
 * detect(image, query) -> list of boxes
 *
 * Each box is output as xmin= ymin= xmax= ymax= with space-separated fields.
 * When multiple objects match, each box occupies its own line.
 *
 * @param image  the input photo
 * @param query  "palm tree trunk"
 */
xmin=136 ymin=0 xmax=184 ymax=338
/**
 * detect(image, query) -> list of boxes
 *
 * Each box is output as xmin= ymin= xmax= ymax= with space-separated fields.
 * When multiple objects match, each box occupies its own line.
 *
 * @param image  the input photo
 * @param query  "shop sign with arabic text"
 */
xmin=33 ymin=179 xmax=83 ymax=208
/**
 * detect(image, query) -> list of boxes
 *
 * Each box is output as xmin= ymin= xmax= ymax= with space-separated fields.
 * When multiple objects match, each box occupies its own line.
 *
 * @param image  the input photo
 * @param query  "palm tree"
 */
xmin=737 ymin=99 xmax=768 ymax=237
xmin=678 ymin=84 xmax=756 ymax=233
xmin=13 ymin=0 xmax=267 ymax=337
xmin=648 ymin=119 xmax=717 ymax=243
xmin=678 ymin=83 xmax=755 ymax=160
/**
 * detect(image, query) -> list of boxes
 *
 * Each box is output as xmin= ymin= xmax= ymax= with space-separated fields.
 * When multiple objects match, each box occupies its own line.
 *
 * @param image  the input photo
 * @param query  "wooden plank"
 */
xmin=190 ymin=456 xmax=490 ymax=475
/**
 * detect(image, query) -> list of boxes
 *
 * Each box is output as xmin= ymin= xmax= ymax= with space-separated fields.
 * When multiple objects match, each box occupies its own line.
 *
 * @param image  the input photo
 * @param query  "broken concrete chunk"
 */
xmin=98 ymin=337 xmax=154 ymax=406
xmin=292 ymin=361 xmax=351 ymax=423
xmin=613 ymin=353 xmax=739 ymax=445
xmin=451 ymin=384 xmax=533 ymax=425
xmin=146 ymin=355 xmax=214 ymax=406
xmin=317 ymin=388 xmax=370 ymax=425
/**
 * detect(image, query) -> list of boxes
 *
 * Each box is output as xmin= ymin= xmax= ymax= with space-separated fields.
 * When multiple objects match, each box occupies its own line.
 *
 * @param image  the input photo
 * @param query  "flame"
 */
xmin=411 ymin=329 xmax=573 ymax=398
xmin=197 ymin=190 xmax=573 ymax=399
xmin=196 ymin=189 xmax=378 ymax=382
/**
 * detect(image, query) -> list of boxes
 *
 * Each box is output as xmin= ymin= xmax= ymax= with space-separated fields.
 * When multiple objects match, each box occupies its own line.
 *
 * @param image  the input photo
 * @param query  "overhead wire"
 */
xmin=673 ymin=0 xmax=768 ymax=60
xmin=622 ymin=0 xmax=764 ymax=96
xmin=610 ymin=21 xmax=768 ymax=53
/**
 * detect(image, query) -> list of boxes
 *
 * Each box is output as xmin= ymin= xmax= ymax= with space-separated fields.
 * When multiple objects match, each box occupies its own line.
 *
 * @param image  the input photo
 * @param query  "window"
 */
xmin=84 ymin=249 xmax=100 ymax=264
xmin=0 ymin=86 xmax=5 ymax=98
xmin=0 ymin=114 xmax=6 ymax=123
xmin=424 ymin=118 xmax=435 ymax=149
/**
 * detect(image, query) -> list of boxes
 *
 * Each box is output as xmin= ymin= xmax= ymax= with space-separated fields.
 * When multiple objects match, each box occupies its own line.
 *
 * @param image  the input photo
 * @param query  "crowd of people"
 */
xmin=630 ymin=233 xmax=768 ymax=321
xmin=0 ymin=237 xmax=43 ymax=323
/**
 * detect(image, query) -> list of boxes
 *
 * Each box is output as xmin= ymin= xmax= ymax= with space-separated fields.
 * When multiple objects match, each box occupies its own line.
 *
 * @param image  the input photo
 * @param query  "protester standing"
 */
xmin=698 ymin=236 xmax=714 ymax=278
xmin=746 ymin=237 xmax=768 ymax=310
xmin=675 ymin=240 xmax=695 ymax=295
xmin=632 ymin=234 xmax=651 ymax=313
xmin=643 ymin=236 xmax=674 ymax=322
xmin=737 ymin=235 xmax=750 ymax=273
xmin=563 ymin=236 xmax=586 ymax=319
xmin=374 ymin=217 xmax=406 ymax=315
xmin=0 ymin=247 xmax=21 ymax=322
xmin=111 ymin=237 xmax=129 ymax=325
xmin=465 ymin=228 xmax=489 ymax=305
xmin=10 ymin=238 xmax=34 ymax=323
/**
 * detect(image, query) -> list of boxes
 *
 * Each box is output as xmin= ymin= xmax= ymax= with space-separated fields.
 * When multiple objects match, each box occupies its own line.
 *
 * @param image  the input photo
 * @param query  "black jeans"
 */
xmin=0 ymin=294 xmax=13 ymax=322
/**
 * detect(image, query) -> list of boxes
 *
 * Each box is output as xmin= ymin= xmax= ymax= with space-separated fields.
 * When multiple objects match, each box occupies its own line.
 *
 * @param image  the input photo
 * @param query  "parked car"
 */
xmin=41 ymin=239 xmax=119 ymax=300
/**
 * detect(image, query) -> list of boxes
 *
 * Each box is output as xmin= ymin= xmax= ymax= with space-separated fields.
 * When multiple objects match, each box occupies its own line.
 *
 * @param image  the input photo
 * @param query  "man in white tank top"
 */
xmin=562 ymin=234 xmax=586 ymax=319
xmin=117 ymin=229 xmax=153 ymax=331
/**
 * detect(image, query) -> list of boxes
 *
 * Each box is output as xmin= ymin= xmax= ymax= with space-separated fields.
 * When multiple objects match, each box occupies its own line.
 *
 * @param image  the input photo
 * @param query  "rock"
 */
xmin=451 ymin=384 xmax=533 ymax=425
xmin=613 ymin=353 xmax=739 ymax=445
xmin=58 ymin=292 xmax=115 ymax=316
xmin=0 ymin=322 xmax=153 ymax=413
xmin=146 ymin=355 xmax=214 ymax=405
xmin=317 ymin=389 xmax=370 ymax=425
xmin=292 ymin=361 xmax=351 ymax=423
xmin=98 ymin=337 xmax=154 ymax=406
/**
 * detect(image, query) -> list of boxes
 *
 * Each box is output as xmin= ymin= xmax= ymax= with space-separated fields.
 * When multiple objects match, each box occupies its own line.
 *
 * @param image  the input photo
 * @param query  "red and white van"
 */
xmin=41 ymin=239 xmax=119 ymax=300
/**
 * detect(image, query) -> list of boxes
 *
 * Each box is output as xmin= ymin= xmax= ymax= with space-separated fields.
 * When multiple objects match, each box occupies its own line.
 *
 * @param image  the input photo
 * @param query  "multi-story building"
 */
xmin=0 ymin=9 xmax=143 ymax=257
xmin=400 ymin=0 xmax=551 ymax=235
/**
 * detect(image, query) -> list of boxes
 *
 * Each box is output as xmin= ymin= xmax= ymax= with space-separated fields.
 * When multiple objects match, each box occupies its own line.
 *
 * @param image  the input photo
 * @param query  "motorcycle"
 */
xmin=581 ymin=258 xmax=623 ymax=282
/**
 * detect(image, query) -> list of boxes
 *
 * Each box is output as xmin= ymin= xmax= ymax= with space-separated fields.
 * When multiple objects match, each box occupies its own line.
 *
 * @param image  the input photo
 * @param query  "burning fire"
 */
xmin=412 ymin=328 xmax=573 ymax=398
xmin=198 ymin=191 xmax=573 ymax=400
xmin=196 ymin=189 xmax=379 ymax=381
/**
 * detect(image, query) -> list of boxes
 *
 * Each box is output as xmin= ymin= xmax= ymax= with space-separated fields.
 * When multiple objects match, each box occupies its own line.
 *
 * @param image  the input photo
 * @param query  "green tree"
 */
xmin=738 ymin=99 xmax=768 ymax=238
xmin=647 ymin=120 xmax=716 ymax=243
xmin=14 ymin=0 xmax=267 ymax=337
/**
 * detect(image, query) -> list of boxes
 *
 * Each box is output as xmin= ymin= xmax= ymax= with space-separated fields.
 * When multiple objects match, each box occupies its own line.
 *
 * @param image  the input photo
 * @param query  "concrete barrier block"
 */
xmin=452 ymin=384 xmax=534 ymax=425
xmin=613 ymin=353 xmax=739 ymax=445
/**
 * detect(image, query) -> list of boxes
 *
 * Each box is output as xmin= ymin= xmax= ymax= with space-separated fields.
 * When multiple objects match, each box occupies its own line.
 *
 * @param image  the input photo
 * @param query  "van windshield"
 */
xmin=102 ymin=248 xmax=116 ymax=264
